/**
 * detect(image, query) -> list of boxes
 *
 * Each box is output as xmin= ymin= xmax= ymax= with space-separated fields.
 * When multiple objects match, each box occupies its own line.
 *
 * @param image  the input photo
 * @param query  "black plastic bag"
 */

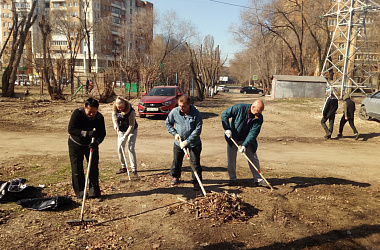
xmin=17 ymin=196 xmax=75 ymax=211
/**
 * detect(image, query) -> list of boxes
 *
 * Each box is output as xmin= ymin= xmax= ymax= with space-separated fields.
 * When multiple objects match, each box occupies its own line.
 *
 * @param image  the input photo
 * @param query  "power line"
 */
xmin=208 ymin=0 xmax=255 ymax=10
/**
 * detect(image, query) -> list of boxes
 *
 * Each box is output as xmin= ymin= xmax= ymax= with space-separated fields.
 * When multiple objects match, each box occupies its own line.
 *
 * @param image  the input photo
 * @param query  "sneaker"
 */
xmin=171 ymin=177 xmax=179 ymax=185
xmin=254 ymin=180 xmax=269 ymax=188
xmin=355 ymin=133 xmax=360 ymax=140
xmin=116 ymin=168 xmax=127 ymax=174
xmin=193 ymin=182 xmax=201 ymax=191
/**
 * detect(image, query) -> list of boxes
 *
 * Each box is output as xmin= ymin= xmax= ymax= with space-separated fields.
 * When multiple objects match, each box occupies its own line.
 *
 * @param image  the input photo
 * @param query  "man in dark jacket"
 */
xmin=338 ymin=93 xmax=359 ymax=140
xmin=68 ymin=98 xmax=106 ymax=200
xmin=221 ymin=100 xmax=266 ymax=186
xmin=321 ymin=89 xmax=338 ymax=139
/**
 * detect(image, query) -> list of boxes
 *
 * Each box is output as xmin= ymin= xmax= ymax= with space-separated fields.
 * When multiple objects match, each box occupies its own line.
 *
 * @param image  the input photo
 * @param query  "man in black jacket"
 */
xmin=68 ymin=98 xmax=106 ymax=200
xmin=338 ymin=93 xmax=359 ymax=140
xmin=321 ymin=89 xmax=338 ymax=139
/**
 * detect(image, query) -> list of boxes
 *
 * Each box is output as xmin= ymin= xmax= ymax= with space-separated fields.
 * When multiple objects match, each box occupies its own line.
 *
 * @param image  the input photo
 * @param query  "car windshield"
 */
xmin=147 ymin=88 xmax=175 ymax=96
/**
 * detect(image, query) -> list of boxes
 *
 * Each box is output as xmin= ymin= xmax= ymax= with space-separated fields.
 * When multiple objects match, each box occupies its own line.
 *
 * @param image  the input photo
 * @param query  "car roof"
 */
xmin=152 ymin=86 xmax=178 ymax=89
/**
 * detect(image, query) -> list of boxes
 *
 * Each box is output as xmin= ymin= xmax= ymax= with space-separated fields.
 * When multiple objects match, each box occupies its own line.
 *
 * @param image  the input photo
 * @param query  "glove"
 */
xmin=81 ymin=130 xmax=96 ymax=138
xmin=118 ymin=136 xmax=125 ymax=145
xmin=180 ymin=140 xmax=188 ymax=149
xmin=239 ymin=146 xmax=246 ymax=154
xmin=225 ymin=130 xmax=232 ymax=138
xmin=175 ymin=134 xmax=181 ymax=142
xmin=89 ymin=140 xmax=99 ymax=150
xmin=117 ymin=131 xmax=124 ymax=138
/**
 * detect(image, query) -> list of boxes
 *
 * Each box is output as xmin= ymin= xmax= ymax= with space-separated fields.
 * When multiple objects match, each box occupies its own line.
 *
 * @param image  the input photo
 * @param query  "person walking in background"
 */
xmin=165 ymin=94 xmax=203 ymax=190
xmin=68 ymin=98 xmax=106 ymax=201
xmin=221 ymin=100 xmax=266 ymax=187
xmin=112 ymin=96 xmax=138 ymax=175
xmin=321 ymin=89 xmax=338 ymax=139
xmin=338 ymin=92 xmax=359 ymax=140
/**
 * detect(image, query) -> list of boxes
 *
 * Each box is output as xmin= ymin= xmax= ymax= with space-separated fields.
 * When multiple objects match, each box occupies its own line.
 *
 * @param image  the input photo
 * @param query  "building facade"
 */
xmin=0 ymin=0 xmax=153 ymax=80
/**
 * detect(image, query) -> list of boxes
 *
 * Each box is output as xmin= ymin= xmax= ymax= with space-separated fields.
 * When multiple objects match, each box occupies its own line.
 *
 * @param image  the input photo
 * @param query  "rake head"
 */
xmin=66 ymin=218 xmax=98 ymax=226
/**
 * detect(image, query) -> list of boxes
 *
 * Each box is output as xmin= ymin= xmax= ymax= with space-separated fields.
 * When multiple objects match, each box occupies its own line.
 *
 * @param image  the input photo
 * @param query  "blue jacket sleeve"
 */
xmin=165 ymin=109 xmax=177 ymax=136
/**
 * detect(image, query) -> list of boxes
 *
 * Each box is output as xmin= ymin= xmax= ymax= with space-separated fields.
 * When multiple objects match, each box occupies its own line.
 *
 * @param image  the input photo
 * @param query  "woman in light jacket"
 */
xmin=112 ymin=96 xmax=138 ymax=174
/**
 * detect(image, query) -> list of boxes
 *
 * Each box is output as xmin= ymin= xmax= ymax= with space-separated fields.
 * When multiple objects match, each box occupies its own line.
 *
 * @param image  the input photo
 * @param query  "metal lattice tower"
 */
xmin=321 ymin=0 xmax=380 ymax=98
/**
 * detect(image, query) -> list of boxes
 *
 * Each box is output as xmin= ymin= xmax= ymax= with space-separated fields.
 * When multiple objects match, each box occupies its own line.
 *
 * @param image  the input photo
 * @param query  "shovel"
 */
xmin=178 ymin=138 xmax=207 ymax=196
xmin=66 ymin=129 xmax=98 ymax=226
xmin=230 ymin=137 xmax=274 ymax=191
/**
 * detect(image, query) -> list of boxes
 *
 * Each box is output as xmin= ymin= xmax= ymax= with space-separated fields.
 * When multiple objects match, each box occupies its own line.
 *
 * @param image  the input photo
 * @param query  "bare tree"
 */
xmin=1 ymin=2 xmax=37 ymax=97
xmin=52 ymin=9 xmax=84 ymax=94
xmin=38 ymin=14 xmax=65 ymax=100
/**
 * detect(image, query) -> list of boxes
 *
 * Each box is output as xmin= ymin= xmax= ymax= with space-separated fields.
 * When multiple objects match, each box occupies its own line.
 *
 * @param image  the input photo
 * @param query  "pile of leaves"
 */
xmin=172 ymin=192 xmax=256 ymax=222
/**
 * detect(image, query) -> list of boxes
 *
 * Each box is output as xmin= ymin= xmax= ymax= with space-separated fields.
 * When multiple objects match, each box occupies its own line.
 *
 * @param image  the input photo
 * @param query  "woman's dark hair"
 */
xmin=85 ymin=97 xmax=99 ymax=108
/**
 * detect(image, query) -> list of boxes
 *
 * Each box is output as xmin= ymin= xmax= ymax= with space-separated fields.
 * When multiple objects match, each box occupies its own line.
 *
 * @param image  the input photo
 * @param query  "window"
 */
xmin=53 ymin=3 xmax=59 ymax=8
xmin=3 ymin=22 xmax=5 ymax=27
xmin=8 ymin=22 xmax=11 ymax=27
xmin=328 ymin=19 xmax=335 ymax=26
xmin=74 ymin=2 xmax=77 ymax=7
xmin=338 ymin=55 xmax=343 ymax=61
xmin=73 ymin=12 xmax=77 ymax=17
xmin=4 ymin=31 xmax=7 ymax=36
xmin=130 ymin=9 xmax=132 ymax=14
xmin=69 ymin=2 xmax=72 ymax=7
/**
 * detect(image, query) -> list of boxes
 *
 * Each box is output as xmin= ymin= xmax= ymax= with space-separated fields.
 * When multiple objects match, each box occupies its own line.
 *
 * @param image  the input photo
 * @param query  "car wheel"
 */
xmin=243 ymin=91 xmax=247 ymax=94
xmin=358 ymin=106 xmax=370 ymax=120
xmin=139 ymin=114 xmax=146 ymax=118
xmin=259 ymin=91 xmax=263 ymax=95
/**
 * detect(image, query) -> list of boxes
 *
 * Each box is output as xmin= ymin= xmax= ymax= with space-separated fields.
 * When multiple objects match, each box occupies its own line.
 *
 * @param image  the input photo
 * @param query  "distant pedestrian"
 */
xmin=337 ymin=93 xmax=359 ymax=140
xmin=321 ymin=89 xmax=338 ymax=139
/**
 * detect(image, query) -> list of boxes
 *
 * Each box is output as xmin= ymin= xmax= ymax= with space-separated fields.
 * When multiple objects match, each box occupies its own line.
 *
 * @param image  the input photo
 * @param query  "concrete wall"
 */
xmin=271 ymin=80 xmax=325 ymax=99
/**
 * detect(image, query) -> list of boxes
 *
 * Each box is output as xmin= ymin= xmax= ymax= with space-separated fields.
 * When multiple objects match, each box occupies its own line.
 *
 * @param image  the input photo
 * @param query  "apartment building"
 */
xmin=0 ymin=0 xmax=153 ymax=78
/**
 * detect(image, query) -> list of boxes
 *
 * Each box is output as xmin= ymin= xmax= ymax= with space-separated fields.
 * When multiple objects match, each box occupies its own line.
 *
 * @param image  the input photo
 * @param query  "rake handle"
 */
xmin=178 ymin=137 xmax=206 ymax=196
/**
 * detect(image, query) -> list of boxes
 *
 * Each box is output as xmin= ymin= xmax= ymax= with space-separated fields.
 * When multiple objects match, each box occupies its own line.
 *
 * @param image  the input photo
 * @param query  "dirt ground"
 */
xmin=1 ymin=86 xmax=380 ymax=249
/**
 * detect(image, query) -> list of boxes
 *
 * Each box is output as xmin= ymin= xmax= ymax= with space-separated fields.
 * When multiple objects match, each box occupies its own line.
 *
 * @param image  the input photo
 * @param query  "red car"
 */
xmin=138 ymin=86 xmax=183 ymax=118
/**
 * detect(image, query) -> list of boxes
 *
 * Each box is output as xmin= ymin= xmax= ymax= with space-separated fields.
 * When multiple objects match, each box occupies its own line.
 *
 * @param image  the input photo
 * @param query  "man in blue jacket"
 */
xmin=165 ymin=94 xmax=203 ymax=190
xmin=221 ymin=100 xmax=265 ymax=186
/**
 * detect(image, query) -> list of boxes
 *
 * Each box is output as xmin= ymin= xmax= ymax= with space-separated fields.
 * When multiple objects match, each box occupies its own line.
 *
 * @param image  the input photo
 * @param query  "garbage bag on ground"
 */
xmin=17 ymin=196 xmax=75 ymax=211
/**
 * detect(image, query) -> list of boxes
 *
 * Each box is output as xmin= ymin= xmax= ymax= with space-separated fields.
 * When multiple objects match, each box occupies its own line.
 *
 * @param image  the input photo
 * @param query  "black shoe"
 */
xmin=355 ymin=133 xmax=359 ymax=140
xmin=171 ymin=177 xmax=179 ymax=185
xmin=193 ymin=182 xmax=201 ymax=191
xmin=337 ymin=134 xmax=342 ymax=138
xmin=88 ymin=195 xmax=103 ymax=202
xmin=227 ymin=180 xmax=237 ymax=186
xmin=116 ymin=168 xmax=127 ymax=174
xmin=324 ymin=134 xmax=331 ymax=139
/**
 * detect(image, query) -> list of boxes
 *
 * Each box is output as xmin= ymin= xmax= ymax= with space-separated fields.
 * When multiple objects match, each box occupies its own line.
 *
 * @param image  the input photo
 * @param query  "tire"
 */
xmin=139 ymin=114 xmax=146 ymax=118
xmin=259 ymin=91 xmax=263 ymax=95
xmin=358 ymin=106 xmax=370 ymax=120
xmin=243 ymin=91 xmax=247 ymax=94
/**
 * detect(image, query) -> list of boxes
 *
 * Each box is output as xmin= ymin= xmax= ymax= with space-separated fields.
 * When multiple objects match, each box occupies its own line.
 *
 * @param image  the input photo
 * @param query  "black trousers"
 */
xmin=68 ymin=139 xmax=101 ymax=198
xmin=339 ymin=115 xmax=358 ymax=135
xmin=321 ymin=115 xmax=335 ymax=135
xmin=171 ymin=142 xmax=202 ymax=183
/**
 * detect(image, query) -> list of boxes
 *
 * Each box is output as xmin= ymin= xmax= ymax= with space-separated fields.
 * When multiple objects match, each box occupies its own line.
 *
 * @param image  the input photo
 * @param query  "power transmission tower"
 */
xmin=321 ymin=0 xmax=380 ymax=98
